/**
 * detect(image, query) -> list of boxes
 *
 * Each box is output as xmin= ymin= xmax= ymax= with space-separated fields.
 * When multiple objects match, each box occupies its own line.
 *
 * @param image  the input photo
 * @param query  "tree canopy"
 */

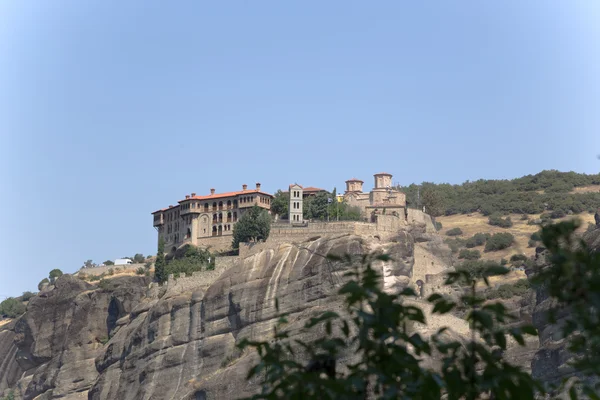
xmin=232 ymin=205 xmax=271 ymax=249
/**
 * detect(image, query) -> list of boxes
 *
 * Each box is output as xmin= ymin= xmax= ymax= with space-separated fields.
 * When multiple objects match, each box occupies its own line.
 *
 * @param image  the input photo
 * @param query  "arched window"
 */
xmin=204 ymin=203 xmax=209 ymax=212
xmin=227 ymin=212 xmax=232 ymax=222
xmin=218 ymin=225 xmax=223 ymax=236
xmin=227 ymin=200 xmax=232 ymax=209
xmin=186 ymin=228 xmax=191 ymax=239
xmin=218 ymin=201 xmax=223 ymax=210
xmin=218 ymin=213 xmax=223 ymax=222
xmin=227 ymin=224 xmax=231 ymax=231
xmin=212 ymin=226 xmax=217 ymax=236
xmin=233 ymin=200 xmax=238 ymax=208
xmin=212 ymin=202 xmax=217 ymax=211
xmin=213 ymin=214 xmax=218 ymax=223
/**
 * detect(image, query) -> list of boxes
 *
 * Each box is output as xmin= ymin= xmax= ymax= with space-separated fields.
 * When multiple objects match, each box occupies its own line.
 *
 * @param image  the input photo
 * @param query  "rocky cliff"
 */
xmin=0 ymin=228 xmax=541 ymax=399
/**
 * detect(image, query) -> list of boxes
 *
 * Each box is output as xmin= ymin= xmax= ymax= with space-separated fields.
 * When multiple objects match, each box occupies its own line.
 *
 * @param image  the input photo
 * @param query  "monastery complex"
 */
xmin=152 ymin=172 xmax=417 ymax=252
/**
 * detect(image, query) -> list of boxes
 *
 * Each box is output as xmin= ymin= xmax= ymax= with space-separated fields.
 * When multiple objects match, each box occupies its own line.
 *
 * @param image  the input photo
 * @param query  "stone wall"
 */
xmin=196 ymin=235 xmax=234 ymax=252
xmin=76 ymin=263 xmax=146 ymax=277
xmin=407 ymin=209 xmax=437 ymax=233
xmin=148 ymin=255 xmax=240 ymax=298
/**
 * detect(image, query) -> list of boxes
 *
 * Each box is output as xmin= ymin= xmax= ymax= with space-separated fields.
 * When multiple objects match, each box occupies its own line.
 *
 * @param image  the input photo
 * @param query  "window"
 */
xmin=205 ymin=203 xmax=209 ymax=212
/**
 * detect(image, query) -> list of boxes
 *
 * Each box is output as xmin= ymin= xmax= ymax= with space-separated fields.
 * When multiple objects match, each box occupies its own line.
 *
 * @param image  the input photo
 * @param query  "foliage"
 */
xmin=133 ymin=253 xmax=145 ymax=263
xmin=528 ymin=239 xmax=537 ymax=248
xmin=458 ymin=249 xmax=481 ymax=260
xmin=83 ymin=259 xmax=94 ymax=268
xmin=37 ymin=278 xmax=49 ymax=291
xmin=488 ymin=214 xmax=513 ymax=228
xmin=98 ymin=279 xmax=110 ymax=290
xmin=0 ymin=390 xmax=14 ymax=400
xmin=103 ymin=260 xmax=114 ymax=266
xmin=484 ymin=233 xmax=514 ymax=252
xmin=435 ymin=221 xmax=443 ymax=231
xmin=421 ymin=184 xmax=445 ymax=216
xmin=446 ymin=227 xmax=463 ymax=236
xmin=154 ymin=238 xmax=167 ymax=283
xmin=164 ymin=245 xmax=214 ymax=277
xmin=0 ymin=298 xmax=26 ymax=318
xmin=49 ymin=268 xmax=63 ymax=283
xmin=335 ymin=203 xmax=362 ymax=222
xmin=270 ymin=190 xmax=289 ymax=219
xmin=485 ymin=279 xmax=531 ymax=300
xmin=445 ymin=237 xmax=466 ymax=254
xmin=465 ymin=233 xmax=491 ymax=248
xmin=509 ymin=254 xmax=528 ymax=267
xmin=232 ymin=205 xmax=271 ymax=249
xmin=401 ymin=170 xmax=600 ymax=217
xmin=239 ymin=252 xmax=540 ymax=399
xmin=530 ymin=231 xmax=542 ymax=241
xmin=303 ymin=192 xmax=331 ymax=221
xmin=144 ymin=261 xmax=152 ymax=269
xmin=21 ymin=291 xmax=35 ymax=301
xmin=529 ymin=219 xmax=600 ymax=395
xmin=136 ymin=267 xmax=145 ymax=275
xmin=107 ymin=268 xmax=114 ymax=276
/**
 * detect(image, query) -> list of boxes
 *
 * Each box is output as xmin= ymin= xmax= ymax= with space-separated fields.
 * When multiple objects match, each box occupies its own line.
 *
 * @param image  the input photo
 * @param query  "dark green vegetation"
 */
xmin=401 ymin=170 xmax=600 ymax=216
xmin=488 ymin=214 xmax=513 ymax=228
xmin=153 ymin=239 xmax=215 ymax=283
xmin=37 ymin=278 xmax=49 ymax=291
xmin=0 ymin=390 xmax=14 ymax=400
xmin=484 ymin=232 xmax=514 ymax=252
xmin=465 ymin=232 xmax=491 ymax=248
xmin=241 ymin=219 xmax=600 ymax=398
xmin=103 ymin=260 xmax=114 ymax=266
xmin=0 ymin=298 xmax=26 ymax=318
xmin=154 ymin=238 xmax=167 ymax=283
xmin=232 ymin=205 xmax=271 ymax=249
xmin=48 ymin=268 xmax=63 ymax=283
xmin=458 ymin=249 xmax=481 ymax=260
xmin=446 ymin=227 xmax=463 ymax=236
xmin=484 ymin=279 xmax=531 ymax=300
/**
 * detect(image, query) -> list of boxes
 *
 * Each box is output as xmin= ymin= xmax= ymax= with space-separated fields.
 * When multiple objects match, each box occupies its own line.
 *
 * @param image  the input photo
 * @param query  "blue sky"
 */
xmin=1 ymin=1 xmax=599 ymax=297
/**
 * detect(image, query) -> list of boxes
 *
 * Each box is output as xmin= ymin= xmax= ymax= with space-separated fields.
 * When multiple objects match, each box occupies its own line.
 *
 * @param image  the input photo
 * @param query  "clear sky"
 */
xmin=1 ymin=1 xmax=599 ymax=298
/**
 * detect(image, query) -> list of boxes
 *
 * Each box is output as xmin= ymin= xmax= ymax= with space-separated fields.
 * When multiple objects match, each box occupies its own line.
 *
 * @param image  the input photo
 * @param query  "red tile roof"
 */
xmin=152 ymin=189 xmax=274 ymax=215
xmin=302 ymin=187 xmax=325 ymax=192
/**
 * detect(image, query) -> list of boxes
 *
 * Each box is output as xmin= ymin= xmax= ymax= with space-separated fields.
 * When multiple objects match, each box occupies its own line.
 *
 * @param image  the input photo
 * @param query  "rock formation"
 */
xmin=0 ymin=226 xmax=542 ymax=399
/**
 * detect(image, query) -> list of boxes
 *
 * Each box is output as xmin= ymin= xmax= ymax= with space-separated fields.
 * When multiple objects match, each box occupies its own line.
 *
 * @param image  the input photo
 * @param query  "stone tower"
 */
xmin=289 ymin=184 xmax=303 ymax=223
xmin=345 ymin=178 xmax=364 ymax=194
xmin=371 ymin=172 xmax=394 ymax=204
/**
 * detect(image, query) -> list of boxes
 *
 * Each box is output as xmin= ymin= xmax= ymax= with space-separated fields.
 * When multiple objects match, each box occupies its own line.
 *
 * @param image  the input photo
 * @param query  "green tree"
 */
xmin=446 ymin=227 xmax=463 ymax=236
xmin=154 ymin=238 xmax=167 ymax=283
xmin=0 ymin=298 xmax=26 ymax=318
xmin=484 ymin=233 xmax=514 ymax=252
xmin=103 ymin=260 xmax=114 ymax=266
xmin=49 ymin=268 xmax=63 ymax=283
xmin=83 ymin=260 xmax=94 ymax=268
xmin=21 ymin=291 xmax=35 ymax=301
xmin=232 ymin=206 xmax=271 ymax=249
xmin=38 ymin=278 xmax=49 ymax=291
xmin=305 ymin=192 xmax=331 ymax=220
xmin=421 ymin=184 xmax=445 ymax=216
xmin=133 ymin=253 xmax=145 ymax=263
xmin=270 ymin=190 xmax=289 ymax=220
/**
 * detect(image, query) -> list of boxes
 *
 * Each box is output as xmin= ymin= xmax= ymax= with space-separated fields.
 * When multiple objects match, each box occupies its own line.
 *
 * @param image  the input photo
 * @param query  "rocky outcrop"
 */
xmin=0 ymin=275 xmax=151 ymax=399
xmin=1 ymin=227 xmax=543 ymax=399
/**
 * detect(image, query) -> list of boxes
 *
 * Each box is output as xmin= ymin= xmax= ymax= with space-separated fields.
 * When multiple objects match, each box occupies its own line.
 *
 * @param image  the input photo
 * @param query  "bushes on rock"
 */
xmin=0 ymin=298 xmax=26 ymax=318
xmin=446 ymin=227 xmax=463 ymax=236
xmin=49 ymin=269 xmax=63 ymax=283
xmin=485 ymin=279 xmax=531 ymax=300
xmin=136 ymin=267 xmax=145 ymax=275
xmin=484 ymin=233 xmax=514 ymax=252
xmin=21 ymin=291 xmax=35 ymax=301
xmin=38 ymin=278 xmax=49 ymax=291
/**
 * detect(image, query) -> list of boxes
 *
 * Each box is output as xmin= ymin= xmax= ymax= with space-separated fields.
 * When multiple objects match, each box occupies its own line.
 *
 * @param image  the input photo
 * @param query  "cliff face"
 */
xmin=0 ymin=228 xmax=541 ymax=400
xmin=0 ymin=275 xmax=151 ymax=400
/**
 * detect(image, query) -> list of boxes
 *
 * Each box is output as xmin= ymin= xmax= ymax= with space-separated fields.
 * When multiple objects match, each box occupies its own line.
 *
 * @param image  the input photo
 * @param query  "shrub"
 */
xmin=465 ymin=232 xmax=491 ymax=248
xmin=98 ymin=279 xmax=110 ymax=290
xmin=0 ymin=298 xmax=26 ymax=318
xmin=488 ymin=214 xmax=513 ymax=228
xmin=434 ymin=221 xmax=443 ymax=231
xmin=500 ymin=258 xmax=508 ymax=265
xmin=486 ymin=279 xmax=531 ymax=300
xmin=528 ymin=239 xmax=537 ymax=248
xmin=458 ymin=249 xmax=481 ymax=260
xmin=38 ymin=278 xmax=49 ymax=291
xmin=587 ymin=222 xmax=596 ymax=232
xmin=107 ymin=268 xmax=114 ymax=276
xmin=144 ymin=261 xmax=152 ymax=269
xmin=103 ymin=260 xmax=114 ymax=266
xmin=49 ymin=269 xmax=63 ymax=283
xmin=444 ymin=238 xmax=466 ymax=253
xmin=21 ymin=291 xmax=35 ymax=302
xmin=520 ymin=214 xmax=529 ymax=220
xmin=550 ymin=209 xmax=566 ymax=219
xmin=446 ymin=227 xmax=463 ymax=236
xmin=88 ymin=274 xmax=102 ymax=282
xmin=133 ymin=253 xmax=146 ymax=263
xmin=484 ymin=232 xmax=514 ymax=252
xmin=136 ymin=267 xmax=145 ymax=275
xmin=530 ymin=231 xmax=542 ymax=241
xmin=509 ymin=253 xmax=528 ymax=266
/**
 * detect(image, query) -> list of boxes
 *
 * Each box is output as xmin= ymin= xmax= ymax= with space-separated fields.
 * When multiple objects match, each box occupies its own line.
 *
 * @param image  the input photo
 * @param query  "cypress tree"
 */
xmin=154 ymin=238 xmax=167 ymax=283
